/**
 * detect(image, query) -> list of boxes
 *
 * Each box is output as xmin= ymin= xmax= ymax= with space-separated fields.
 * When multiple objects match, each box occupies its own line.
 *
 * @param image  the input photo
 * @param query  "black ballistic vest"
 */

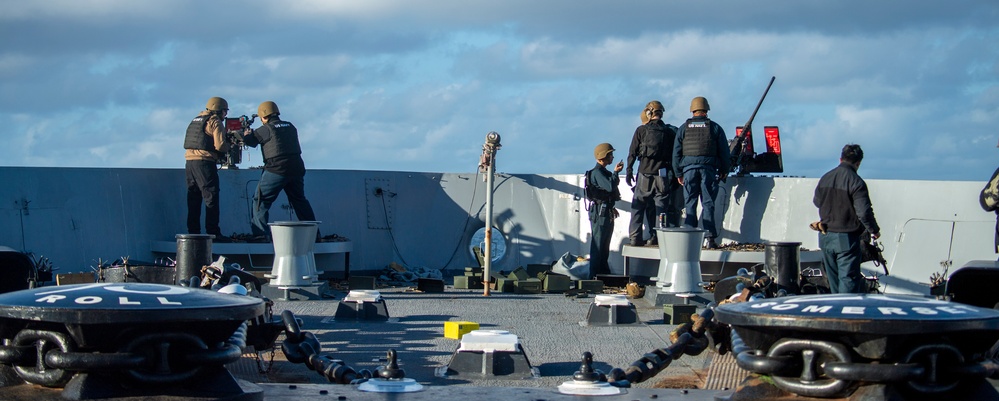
xmin=681 ymin=119 xmax=715 ymax=156
xmin=260 ymin=121 xmax=302 ymax=160
xmin=639 ymin=121 xmax=672 ymax=159
xmin=184 ymin=115 xmax=212 ymax=151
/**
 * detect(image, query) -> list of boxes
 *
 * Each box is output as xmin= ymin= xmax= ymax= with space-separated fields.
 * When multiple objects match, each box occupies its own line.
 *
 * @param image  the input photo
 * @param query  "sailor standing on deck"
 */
xmin=585 ymin=143 xmax=624 ymax=278
xmin=625 ymin=100 xmax=678 ymax=246
xmin=672 ymin=97 xmax=730 ymax=249
xmin=813 ymin=144 xmax=881 ymax=294
xmin=978 ymin=152 xmax=999 ymax=255
xmin=242 ymin=101 xmax=320 ymax=240
xmin=184 ymin=97 xmax=231 ymax=241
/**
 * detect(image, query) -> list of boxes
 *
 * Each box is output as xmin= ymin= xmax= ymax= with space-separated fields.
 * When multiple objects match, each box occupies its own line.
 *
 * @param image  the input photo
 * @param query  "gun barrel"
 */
xmin=742 ymin=76 xmax=776 ymax=134
xmin=730 ymin=76 xmax=776 ymax=174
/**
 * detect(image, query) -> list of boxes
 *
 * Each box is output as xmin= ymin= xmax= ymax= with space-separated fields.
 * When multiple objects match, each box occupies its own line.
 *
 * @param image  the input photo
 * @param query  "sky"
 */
xmin=2 ymin=1 xmax=998 ymax=181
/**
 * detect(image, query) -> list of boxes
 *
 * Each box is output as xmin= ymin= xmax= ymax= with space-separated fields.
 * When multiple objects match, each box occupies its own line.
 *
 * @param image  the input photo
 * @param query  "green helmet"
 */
xmin=205 ymin=97 xmax=228 ymax=112
xmin=258 ymin=101 xmax=280 ymax=118
xmin=690 ymin=97 xmax=710 ymax=112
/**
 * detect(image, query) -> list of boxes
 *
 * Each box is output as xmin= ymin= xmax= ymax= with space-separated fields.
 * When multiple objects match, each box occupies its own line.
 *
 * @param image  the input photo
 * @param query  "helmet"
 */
xmin=205 ymin=97 xmax=228 ymax=112
xmin=645 ymin=100 xmax=665 ymax=121
xmin=594 ymin=143 xmax=615 ymax=160
xmin=690 ymin=97 xmax=710 ymax=112
xmin=645 ymin=100 xmax=664 ymax=113
xmin=258 ymin=101 xmax=280 ymax=118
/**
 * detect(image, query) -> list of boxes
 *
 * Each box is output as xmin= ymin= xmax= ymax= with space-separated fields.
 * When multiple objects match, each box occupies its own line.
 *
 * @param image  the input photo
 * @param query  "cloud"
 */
xmin=0 ymin=0 xmax=997 ymax=181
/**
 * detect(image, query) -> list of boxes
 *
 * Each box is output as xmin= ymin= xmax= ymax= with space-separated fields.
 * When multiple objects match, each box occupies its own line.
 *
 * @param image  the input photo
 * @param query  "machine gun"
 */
xmin=220 ymin=114 xmax=257 ymax=169
xmin=728 ymin=76 xmax=782 ymax=175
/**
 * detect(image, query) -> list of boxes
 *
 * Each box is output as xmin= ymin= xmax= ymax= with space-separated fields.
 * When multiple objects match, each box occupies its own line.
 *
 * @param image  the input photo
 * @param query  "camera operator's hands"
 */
xmin=626 ymin=169 xmax=634 ymax=187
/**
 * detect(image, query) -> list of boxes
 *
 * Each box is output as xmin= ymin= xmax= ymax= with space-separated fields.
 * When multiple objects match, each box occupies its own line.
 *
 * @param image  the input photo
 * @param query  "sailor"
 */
xmin=978 ymin=147 xmax=999 ymax=254
xmin=625 ymin=100 xmax=678 ymax=246
xmin=242 ymin=101 xmax=320 ymax=240
xmin=585 ymin=143 xmax=624 ymax=278
xmin=813 ymin=144 xmax=881 ymax=293
xmin=184 ymin=96 xmax=231 ymax=241
xmin=672 ymin=97 xmax=730 ymax=249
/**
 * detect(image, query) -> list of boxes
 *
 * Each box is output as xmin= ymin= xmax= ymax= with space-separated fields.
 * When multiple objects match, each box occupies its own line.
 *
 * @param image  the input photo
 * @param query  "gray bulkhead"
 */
xmin=0 ymin=166 xmax=993 ymax=296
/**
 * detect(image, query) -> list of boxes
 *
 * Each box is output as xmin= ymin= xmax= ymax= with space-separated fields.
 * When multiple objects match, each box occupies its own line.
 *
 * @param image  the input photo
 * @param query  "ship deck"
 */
xmin=230 ymin=285 xmax=735 ymax=391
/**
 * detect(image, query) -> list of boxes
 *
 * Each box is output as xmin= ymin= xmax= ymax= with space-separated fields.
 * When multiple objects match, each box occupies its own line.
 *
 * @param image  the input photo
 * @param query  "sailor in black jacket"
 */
xmin=625 ymin=100 xmax=677 ymax=246
xmin=813 ymin=144 xmax=881 ymax=293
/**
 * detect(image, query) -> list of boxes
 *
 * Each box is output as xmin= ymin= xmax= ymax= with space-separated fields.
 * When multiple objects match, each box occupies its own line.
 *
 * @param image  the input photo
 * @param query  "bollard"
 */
xmin=764 ymin=241 xmax=801 ymax=294
xmin=654 ymin=227 xmax=707 ymax=293
xmin=175 ymin=234 xmax=213 ymax=285
xmin=266 ymin=221 xmax=321 ymax=287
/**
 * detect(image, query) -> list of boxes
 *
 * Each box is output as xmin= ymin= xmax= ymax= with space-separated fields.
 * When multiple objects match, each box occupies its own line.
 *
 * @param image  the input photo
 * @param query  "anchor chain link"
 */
xmin=11 ymin=329 xmax=76 ymax=387
xmin=604 ymin=308 xmax=719 ymax=387
xmin=735 ymin=337 xmax=999 ymax=398
xmin=0 ymin=323 xmax=248 ymax=387
xmin=278 ymin=310 xmax=374 ymax=384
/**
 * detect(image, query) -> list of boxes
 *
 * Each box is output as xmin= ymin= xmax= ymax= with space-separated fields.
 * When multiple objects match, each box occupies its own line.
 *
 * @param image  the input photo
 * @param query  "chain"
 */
xmin=10 ymin=329 xmax=75 ymax=387
xmin=254 ymin=347 xmax=276 ymax=374
xmin=603 ymin=308 xmax=717 ymax=387
xmin=0 ymin=324 xmax=247 ymax=387
xmin=278 ymin=310 xmax=374 ymax=384
xmin=735 ymin=337 xmax=999 ymax=398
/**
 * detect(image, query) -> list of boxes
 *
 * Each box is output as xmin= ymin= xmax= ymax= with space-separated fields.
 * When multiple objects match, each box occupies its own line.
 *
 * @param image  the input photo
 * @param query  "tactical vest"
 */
xmin=183 ymin=114 xmax=212 ymax=151
xmin=639 ymin=122 xmax=671 ymax=159
xmin=681 ymin=118 xmax=715 ymax=156
xmin=584 ymin=169 xmax=613 ymax=204
xmin=260 ymin=120 xmax=302 ymax=160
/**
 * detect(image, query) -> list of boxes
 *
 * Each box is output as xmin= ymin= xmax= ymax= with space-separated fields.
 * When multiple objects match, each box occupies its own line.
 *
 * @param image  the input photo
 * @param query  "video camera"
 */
xmin=220 ymin=114 xmax=257 ymax=169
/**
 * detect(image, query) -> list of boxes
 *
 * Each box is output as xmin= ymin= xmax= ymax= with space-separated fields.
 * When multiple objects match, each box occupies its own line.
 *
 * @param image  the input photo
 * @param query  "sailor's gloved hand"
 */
xmin=626 ymin=169 xmax=634 ymax=187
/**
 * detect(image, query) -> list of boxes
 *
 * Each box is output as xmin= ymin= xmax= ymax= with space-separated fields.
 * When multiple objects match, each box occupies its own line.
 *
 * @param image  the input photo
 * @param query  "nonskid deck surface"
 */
xmin=230 ymin=287 xmax=719 ymax=390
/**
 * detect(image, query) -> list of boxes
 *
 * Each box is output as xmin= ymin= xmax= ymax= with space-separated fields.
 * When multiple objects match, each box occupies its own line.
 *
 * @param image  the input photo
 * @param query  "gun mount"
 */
xmin=221 ymin=114 xmax=257 ymax=169
xmin=729 ymin=76 xmax=784 ymax=176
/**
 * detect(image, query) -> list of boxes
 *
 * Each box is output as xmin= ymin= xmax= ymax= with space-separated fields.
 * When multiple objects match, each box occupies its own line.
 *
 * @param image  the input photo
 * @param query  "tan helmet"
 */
xmin=258 ymin=101 xmax=280 ymax=118
xmin=645 ymin=100 xmax=664 ymax=120
xmin=690 ymin=96 xmax=710 ymax=112
xmin=205 ymin=97 xmax=228 ymax=112
xmin=594 ymin=143 xmax=615 ymax=160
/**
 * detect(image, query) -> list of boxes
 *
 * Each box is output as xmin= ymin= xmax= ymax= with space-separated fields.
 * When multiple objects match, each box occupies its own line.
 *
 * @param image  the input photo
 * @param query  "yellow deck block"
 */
xmin=444 ymin=321 xmax=479 ymax=340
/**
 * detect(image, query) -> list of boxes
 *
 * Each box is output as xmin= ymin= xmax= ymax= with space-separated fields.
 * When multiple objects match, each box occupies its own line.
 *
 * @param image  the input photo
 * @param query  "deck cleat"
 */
xmin=358 ymin=349 xmax=423 ymax=393
xmin=557 ymin=352 xmax=623 ymax=396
